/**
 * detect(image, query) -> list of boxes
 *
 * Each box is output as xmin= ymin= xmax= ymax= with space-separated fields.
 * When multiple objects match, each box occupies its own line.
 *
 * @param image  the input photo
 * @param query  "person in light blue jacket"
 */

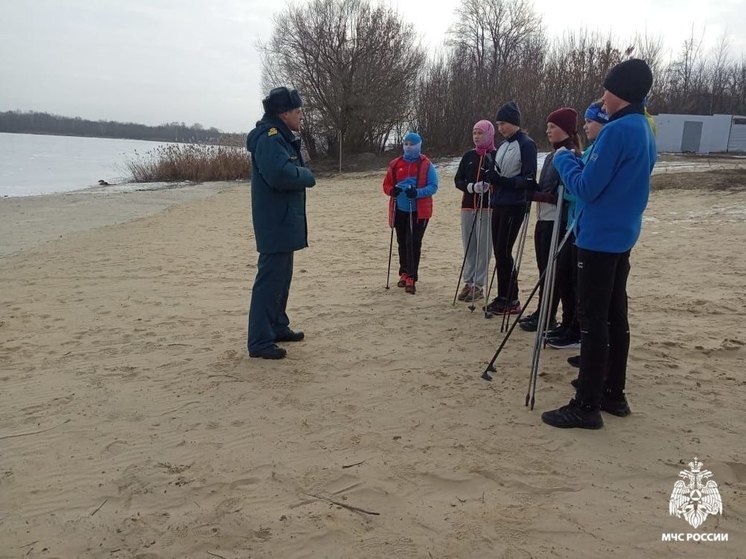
xmin=542 ymin=59 xmax=656 ymax=429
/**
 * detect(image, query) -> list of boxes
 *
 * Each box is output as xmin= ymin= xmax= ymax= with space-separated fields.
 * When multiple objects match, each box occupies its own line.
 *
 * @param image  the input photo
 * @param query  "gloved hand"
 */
xmin=532 ymin=191 xmax=558 ymax=204
xmin=473 ymin=181 xmax=489 ymax=194
xmin=406 ymin=186 xmax=418 ymax=199
xmin=466 ymin=182 xmax=475 ymax=193
xmin=391 ymin=186 xmax=403 ymax=196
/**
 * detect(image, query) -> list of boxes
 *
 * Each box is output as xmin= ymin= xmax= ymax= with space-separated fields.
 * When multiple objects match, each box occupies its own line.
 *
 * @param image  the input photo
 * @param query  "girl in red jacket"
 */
xmin=382 ymin=132 xmax=439 ymax=294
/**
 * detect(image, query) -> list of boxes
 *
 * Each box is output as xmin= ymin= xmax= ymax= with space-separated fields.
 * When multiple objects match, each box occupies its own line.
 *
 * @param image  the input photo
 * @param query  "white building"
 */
xmin=653 ymin=114 xmax=746 ymax=154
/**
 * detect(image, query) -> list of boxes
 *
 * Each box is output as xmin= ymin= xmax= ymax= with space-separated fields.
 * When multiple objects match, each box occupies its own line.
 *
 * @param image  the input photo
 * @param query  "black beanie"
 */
xmin=262 ymin=87 xmax=303 ymax=115
xmin=495 ymin=101 xmax=521 ymax=126
xmin=603 ymin=59 xmax=653 ymax=104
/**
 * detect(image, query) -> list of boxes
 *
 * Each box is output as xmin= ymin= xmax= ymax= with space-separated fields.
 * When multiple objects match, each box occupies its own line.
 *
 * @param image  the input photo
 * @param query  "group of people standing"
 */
xmin=245 ymin=58 xmax=656 ymax=430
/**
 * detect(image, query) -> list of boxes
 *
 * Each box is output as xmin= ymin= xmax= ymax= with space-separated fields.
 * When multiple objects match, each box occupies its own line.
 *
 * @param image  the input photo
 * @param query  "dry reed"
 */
xmin=126 ymin=143 xmax=250 ymax=182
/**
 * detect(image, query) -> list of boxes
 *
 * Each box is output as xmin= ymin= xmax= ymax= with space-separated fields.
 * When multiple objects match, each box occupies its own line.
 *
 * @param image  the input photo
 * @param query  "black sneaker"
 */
xmin=601 ymin=392 xmax=631 ymax=417
xmin=249 ymin=344 xmax=287 ymax=359
xmin=541 ymin=399 xmax=603 ymax=429
xmin=275 ymin=329 xmax=305 ymax=343
xmin=519 ymin=310 xmax=539 ymax=324
xmin=518 ymin=314 xmax=539 ymax=332
xmin=567 ymin=355 xmax=580 ymax=368
xmin=545 ymin=324 xmax=567 ymax=338
xmin=547 ymin=333 xmax=581 ymax=350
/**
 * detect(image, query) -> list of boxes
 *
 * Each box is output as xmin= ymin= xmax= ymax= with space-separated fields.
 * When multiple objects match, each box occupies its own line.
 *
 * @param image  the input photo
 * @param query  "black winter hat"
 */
xmin=262 ymin=87 xmax=303 ymax=115
xmin=495 ymin=101 xmax=521 ymax=126
xmin=603 ymin=59 xmax=653 ymax=104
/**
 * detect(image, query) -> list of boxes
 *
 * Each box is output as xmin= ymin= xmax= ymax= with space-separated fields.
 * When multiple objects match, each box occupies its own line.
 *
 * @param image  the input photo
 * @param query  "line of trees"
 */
xmin=262 ymin=0 xmax=746 ymax=156
xmin=0 ymin=110 xmax=238 ymax=144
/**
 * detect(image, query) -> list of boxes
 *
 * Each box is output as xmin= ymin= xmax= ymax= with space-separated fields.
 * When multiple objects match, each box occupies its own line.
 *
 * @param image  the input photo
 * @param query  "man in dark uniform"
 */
xmin=245 ymin=87 xmax=316 ymax=359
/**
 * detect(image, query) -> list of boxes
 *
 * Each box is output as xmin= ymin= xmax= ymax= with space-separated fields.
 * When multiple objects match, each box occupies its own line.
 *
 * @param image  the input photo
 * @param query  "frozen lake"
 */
xmin=0 ymin=133 xmax=181 ymax=197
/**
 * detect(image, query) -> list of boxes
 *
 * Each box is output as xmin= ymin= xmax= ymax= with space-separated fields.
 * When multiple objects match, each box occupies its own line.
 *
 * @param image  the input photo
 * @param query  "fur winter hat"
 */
xmin=603 ymin=59 xmax=653 ymax=104
xmin=262 ymin=87 xmax=303 ymax=115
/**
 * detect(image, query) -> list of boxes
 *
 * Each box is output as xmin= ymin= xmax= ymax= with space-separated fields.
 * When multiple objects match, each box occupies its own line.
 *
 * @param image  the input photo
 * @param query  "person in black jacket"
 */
xmin=483 ymin=101 xmax=537 ymax=315
xmin=519 ymin=107 xmax=581 ymax=339
xmin=453 ymin=120 xmax=495 ymax=303
xmin=245 ymin=87 xmax=316 ymax=360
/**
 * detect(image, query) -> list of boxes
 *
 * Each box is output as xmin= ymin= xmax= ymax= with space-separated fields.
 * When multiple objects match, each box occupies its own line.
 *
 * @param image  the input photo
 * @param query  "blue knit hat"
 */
xmin=403 ymin=131 xmax=422 ymax=144
xmin=584 ymin=101 xmax=609 ymax=124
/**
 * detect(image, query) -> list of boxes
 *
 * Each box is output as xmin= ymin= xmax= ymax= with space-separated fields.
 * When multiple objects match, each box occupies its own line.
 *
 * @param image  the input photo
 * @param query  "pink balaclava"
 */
xmin=473 ymin=120 xmax=496 ymax=155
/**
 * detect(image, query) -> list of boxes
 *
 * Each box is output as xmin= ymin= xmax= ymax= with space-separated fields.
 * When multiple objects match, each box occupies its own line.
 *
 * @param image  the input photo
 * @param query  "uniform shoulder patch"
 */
xmin=267 ymin=128 xmax=278 ymax=136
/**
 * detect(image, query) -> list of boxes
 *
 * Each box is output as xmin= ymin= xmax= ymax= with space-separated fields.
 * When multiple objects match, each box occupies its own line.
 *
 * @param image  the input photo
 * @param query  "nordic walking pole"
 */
xmin=468 ymin=191 xmax=485 ymax=312
xmin=453 ymin=208 xmax=479 ymax=305
xmin=407 ymin=196 xmax=415 ymax=290
xmin=526 ymin=185 xmax=564 ymax=409
xmin=452 ymin=155 xmax=484 ymax=306
xmin=483 ymin=262 xmax=498 ymax=318
xmin=481 ymin=214 xmax=576 ymax=382
xmin=501 ymin=207 xmax=530 ymax=332
xmin=385 ymin=215 xmax=394 ymax=289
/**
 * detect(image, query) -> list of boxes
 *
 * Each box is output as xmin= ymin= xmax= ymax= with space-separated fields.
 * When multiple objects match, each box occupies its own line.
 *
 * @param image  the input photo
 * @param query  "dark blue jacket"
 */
xmin=553 ymin=104 xmax=656 ymax=253
xmin=246 ymin=116 xmax=316 ymax=254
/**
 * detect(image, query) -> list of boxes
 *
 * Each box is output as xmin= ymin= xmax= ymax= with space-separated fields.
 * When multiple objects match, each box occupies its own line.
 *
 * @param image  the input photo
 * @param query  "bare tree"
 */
xmin=260 ymin=0 xmax=426 ymax=157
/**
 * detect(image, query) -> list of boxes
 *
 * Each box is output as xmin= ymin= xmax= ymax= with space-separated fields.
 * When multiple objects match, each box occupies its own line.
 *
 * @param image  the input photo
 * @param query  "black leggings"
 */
xmin=394 ymin=210 xmax=428 ymax=281
xmin=491 ymin=205 xmax=526 ymax=301
xmin=555 ymin=231 xmax=578 ymax=333
xmin=575 ymin=248 xmax=631 ymax=407
xmin=533 ymin=220 xmax=562 ymax=321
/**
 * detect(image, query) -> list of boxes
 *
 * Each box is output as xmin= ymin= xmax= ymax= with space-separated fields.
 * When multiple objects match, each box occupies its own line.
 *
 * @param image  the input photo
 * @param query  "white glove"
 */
xmin=466 ymin=182 xmax=475 ymax=193
xmin=474 ymin=181 xmax=489 ymax=194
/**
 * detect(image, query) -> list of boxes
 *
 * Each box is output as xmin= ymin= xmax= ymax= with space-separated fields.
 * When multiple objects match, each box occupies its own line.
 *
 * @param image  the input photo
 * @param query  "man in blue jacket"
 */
xmin=245 ymin=87 xmax=316 ymax=359
xmin=542 ymin=59 xmax=656 ymax=428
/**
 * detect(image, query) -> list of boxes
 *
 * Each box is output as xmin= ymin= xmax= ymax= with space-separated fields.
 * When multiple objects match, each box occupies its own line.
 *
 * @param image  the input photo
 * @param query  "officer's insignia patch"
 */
xmin=268 ymin=128 xmax=278 ymax=136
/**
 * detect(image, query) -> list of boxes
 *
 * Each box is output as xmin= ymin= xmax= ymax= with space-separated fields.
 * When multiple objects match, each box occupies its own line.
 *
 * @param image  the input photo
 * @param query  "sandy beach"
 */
xmin=1 ymin=166 xmax=745 ymax=558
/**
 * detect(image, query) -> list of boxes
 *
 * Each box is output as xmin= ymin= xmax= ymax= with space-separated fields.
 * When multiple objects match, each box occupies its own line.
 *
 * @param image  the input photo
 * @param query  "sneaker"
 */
xmin=519 ymin=314 xmax=539 ymax=332
xmin=546 ymin=333 xmax=581 ymax=350
xmin=405 ymin=277 xmax=416 ymax=294
xmin=541 ymin=399 xmax=603 ymax=429
xmin=397 ymin=273 xmax=408 ymax=288
xmin=567 ymin=355 xmax=580 ymax=368
xmin=519 ymin=310 xmax=539 ymax=324
xmin=484 ymin=297 xmax=521 ymax=315
xmin=249 ymin=344 xmax=287 ymax=360
xmin=545 ymin=324 xmax=567 ymax=338
xmin=463 ymin=286 xmax=484 ymax=302
xmin=457 ymin=284 xmax=472 ymax=301
xmin=520 ymin=316 xmax=557 ymax=333
xmin=601 ymin=391 xmax=631 ymax=417
xmin=275 ymin=329 xmax=305 ymax=343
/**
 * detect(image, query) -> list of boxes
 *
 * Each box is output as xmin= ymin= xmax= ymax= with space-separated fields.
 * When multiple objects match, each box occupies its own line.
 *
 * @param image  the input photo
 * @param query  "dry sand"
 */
xmin=0 ymin=167 xmax=745 ymax=558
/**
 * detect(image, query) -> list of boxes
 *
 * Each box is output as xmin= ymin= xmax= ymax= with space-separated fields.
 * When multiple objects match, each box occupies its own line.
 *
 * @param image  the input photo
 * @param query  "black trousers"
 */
xmin=533 ymin=220 xmax=563 ymax=322
xmin=575 ymin=248 xmax=631 ymax=408
xmin=555 ymin=231 xmax=578 ymax=333
xmin=491 ymin=205 xmax=525 ymax=301
xmin=394 ymin=209 xmax=428 ymax=281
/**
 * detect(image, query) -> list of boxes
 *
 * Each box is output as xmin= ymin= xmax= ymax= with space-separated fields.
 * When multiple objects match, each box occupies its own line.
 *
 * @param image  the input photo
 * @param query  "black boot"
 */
xmin=541 ymin=398 xmax=603 ymax=429
xmin=249 ymin=344 xmax=287 ymax=359
xmin=567 ymin=355 xmax=580 ymax=368
xmin=275 ymin=329 xmax=305 ymax=343
xmin=600 ymin=390 xmax=631 ymax=417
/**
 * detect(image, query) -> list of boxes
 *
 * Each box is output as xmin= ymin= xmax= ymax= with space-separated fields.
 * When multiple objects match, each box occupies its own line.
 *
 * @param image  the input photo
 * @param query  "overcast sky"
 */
xmin=1 ymin=0 xmax=744 ymax=133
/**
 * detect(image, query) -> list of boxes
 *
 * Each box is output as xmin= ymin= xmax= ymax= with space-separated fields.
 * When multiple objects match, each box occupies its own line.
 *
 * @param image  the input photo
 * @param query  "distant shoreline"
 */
xmin=0 ymin=130 xmax=243 ymax=146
